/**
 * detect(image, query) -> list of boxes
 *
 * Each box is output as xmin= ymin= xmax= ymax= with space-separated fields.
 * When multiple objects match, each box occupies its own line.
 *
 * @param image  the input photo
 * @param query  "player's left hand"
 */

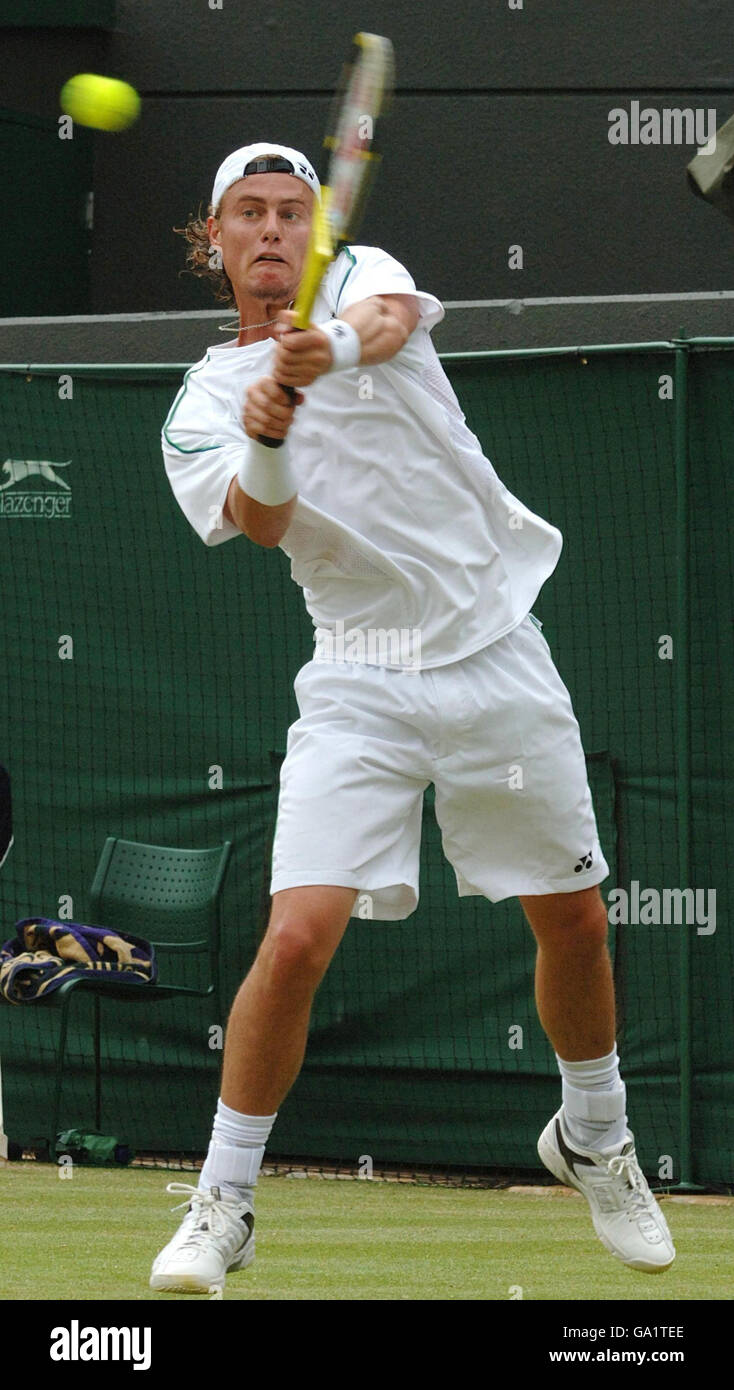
xmin=272 ymin=310 xmax=335 ymax=387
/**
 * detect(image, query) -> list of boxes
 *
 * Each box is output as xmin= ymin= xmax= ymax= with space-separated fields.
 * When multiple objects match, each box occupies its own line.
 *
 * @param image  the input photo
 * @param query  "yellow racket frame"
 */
xmin=291 ymin=187 xmax=335 ymax=330
xmin=290 ymin=31 xmax=393 ymax=330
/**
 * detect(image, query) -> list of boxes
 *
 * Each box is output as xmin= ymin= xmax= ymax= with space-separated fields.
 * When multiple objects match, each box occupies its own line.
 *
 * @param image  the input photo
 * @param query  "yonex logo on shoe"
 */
xmin=49 ymin=1320 xmax=151 ymax=1371
xmin=574 ymin=852 xmax=593 ymax=873
xmin=554 ymin=1119 xmax=597 ymax=1171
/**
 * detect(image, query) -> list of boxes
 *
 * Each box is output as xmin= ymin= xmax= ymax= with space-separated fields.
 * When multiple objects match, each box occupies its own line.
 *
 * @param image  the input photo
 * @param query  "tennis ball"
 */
xmin=60 ymin=73 xmax=141 ymax=132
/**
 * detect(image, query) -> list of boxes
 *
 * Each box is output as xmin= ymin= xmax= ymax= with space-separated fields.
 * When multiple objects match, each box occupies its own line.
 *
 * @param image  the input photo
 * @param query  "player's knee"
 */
xmin=529 ymin=887 xmax=609 ymax=951
xmin=260 ymin=916 xmax=336 ymax=985
xmin=558 ymin=891 xmax=609 ymax=948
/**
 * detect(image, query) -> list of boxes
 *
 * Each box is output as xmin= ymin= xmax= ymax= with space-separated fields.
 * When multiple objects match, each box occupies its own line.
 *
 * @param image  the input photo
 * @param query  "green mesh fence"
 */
xmin=0 ymin=340 xmax=731 ymax=1186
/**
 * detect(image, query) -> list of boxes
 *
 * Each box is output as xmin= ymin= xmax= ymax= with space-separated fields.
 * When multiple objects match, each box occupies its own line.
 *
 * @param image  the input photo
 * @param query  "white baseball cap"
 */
xmin=211 ymin=143 xmax=321 ymax=210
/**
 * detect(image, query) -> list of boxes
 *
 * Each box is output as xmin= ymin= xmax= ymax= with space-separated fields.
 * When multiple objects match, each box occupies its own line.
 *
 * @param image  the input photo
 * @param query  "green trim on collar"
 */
xmin=334 ymin=247 xmax=357 ymax=314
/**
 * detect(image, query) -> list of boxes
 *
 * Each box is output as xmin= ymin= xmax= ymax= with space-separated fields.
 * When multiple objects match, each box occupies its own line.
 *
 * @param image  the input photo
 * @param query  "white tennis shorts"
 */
xmin=270 ymin=614 xmax=610 ymax=919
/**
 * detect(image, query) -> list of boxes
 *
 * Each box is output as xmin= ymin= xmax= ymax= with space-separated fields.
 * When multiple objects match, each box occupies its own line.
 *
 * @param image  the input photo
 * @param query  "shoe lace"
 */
xmin=606 ymin=1152 xmax=654 ymax=1220
xmin=165 ymin=1182 xmax=235 ymax=1242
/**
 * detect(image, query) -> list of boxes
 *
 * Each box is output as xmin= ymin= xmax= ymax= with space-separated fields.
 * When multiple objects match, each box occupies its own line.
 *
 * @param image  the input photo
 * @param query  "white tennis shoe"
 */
xmin=538 ymin=1107 xmax=675 ymax=1272
xmin=150 ymin=1182 xmax=255 ymax=1294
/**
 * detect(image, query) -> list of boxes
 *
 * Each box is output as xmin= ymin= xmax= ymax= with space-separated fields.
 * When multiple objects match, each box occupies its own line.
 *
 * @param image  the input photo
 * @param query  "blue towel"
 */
xmin=0 ymin=918 xmax=157 ymax=1004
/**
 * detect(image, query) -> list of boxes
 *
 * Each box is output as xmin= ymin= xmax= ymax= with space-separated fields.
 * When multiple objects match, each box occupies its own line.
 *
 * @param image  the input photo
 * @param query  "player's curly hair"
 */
xmin=173 ymin=202 xmax=235 ymax=306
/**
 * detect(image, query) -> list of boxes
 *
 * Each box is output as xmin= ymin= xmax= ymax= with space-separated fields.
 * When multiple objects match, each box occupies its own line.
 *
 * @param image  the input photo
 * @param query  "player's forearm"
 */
xmin=271 ymin=296 xmax=419 ymax=383
xmin=225 ymin=474 xmax=296 ymax=549
xmin=339 ymin=298 xmax=412 ymax=365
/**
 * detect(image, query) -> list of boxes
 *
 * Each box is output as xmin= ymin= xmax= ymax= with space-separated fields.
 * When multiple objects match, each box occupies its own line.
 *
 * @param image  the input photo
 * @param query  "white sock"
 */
xmin=556 ymin=1045 xmax=629 ymax=1151
xmin=199 ymin=1099 xmax=277 ymax=1203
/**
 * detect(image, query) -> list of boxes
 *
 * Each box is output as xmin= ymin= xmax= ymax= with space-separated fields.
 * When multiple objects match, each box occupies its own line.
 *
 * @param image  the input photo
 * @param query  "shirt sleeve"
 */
xmin=161 ymin=360 xmax=244 ymax=547
xmin=323 ymin=245 xmax=445 ymax=333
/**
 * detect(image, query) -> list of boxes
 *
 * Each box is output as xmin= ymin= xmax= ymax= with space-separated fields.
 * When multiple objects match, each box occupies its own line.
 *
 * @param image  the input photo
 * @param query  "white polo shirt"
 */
xmin=162 ymin=245 xmax=563 ymax=669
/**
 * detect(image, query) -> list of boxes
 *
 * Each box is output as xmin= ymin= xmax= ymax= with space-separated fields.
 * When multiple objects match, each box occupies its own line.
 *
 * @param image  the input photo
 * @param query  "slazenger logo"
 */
xmin=0 ymin=457 xmax=72 ymax=518
xmin=50 ymin=1320 xmax=151 ymax=1371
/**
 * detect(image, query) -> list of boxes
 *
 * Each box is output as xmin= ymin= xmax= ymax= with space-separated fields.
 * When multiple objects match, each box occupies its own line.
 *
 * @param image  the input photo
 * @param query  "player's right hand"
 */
xmin=243 ymin=376 xmax=304 ymax=441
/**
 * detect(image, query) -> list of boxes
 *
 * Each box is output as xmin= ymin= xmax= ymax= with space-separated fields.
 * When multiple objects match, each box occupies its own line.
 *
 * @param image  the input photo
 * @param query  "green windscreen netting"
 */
xmin=0 ymin=342 xmax=731 ymax=1184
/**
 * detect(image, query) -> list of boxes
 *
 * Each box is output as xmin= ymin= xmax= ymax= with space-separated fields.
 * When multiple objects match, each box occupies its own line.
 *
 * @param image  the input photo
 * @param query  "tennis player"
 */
xmin=153 ymin=143 xmax=675 ymax=1293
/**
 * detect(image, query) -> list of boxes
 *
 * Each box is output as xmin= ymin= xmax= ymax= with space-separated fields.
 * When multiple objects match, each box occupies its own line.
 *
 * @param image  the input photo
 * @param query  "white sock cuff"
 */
xmin=562 ymin=1078 xmax=627 ymax=1123
xmin=204 ymin=1139 xmax=266 ymax=1187
xmin=555 ymin=1045 xmax=620 ymax=1087
xmin=213 ymin=1100 xmax=277 ymax=1148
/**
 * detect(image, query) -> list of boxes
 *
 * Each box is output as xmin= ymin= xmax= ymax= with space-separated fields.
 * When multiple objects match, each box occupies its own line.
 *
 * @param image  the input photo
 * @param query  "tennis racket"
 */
xmin=258 ymin=31 xmax=394 ymax=448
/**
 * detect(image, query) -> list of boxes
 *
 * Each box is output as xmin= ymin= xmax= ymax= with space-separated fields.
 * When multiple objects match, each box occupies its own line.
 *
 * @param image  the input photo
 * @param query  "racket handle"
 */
xmin=257 ymin=384 xmax=297 ymax=449
xmin=258 ymin=320 xmax=305 ymax=447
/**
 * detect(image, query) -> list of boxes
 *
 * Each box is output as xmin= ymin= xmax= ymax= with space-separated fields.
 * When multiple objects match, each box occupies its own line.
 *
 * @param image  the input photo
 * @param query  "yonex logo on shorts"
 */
xmin=314 ymin=620 xmax=422 ymax=669
xmin=574 ymin=851 xmax=593 ymax=873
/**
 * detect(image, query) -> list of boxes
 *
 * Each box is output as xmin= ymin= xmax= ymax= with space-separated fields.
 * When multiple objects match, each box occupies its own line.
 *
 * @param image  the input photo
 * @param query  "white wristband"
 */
xmin=320 ymin=318 xmax=362 ymax=372
xmin=237 ymin=436 xmax=297 ymax=507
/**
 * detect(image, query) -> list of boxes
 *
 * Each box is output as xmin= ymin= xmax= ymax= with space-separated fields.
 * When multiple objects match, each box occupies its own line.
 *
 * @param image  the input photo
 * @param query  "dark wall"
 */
xmin=0 ymin=109 xmax=93 ymax=315
xmin=4 ymin=1 xmax=734 ymax=316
